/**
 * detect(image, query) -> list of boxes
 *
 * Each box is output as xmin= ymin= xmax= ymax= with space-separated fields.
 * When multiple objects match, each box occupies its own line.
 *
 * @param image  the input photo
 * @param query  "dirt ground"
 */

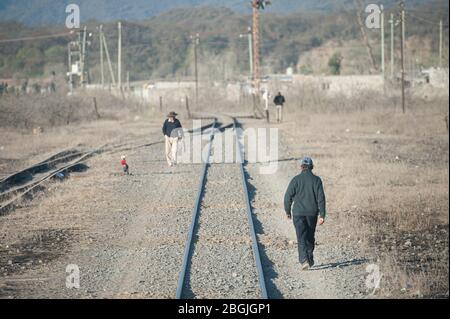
xmin=280 ymin=97 xmax=449 ymax=298
xmin=0 ymin=96 xmax=448 ymax=299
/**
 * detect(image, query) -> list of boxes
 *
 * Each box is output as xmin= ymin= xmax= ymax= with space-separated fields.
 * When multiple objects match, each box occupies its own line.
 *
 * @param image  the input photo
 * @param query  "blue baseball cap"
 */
xmin=300 ymin=156 xmax=313 ymax=166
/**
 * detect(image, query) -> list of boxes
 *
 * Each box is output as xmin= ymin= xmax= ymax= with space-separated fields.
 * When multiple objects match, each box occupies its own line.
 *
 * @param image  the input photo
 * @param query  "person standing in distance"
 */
xmin=273 ymin=92 xmax=286 ymax=123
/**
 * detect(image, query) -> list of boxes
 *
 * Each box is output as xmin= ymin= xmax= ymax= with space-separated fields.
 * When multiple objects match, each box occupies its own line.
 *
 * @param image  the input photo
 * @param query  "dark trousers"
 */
xmin=293 ymin=215 xmax=318 ymax=265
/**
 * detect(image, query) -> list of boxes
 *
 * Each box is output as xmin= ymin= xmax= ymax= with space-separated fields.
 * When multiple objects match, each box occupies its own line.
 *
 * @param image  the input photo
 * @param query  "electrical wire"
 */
xmin=405 ymin=12 xmax=449 ymax=28
xmin=406 ymin=7 xmax=449 ymax=16
xmin=0 ymin=31 xmax=74 ymax=44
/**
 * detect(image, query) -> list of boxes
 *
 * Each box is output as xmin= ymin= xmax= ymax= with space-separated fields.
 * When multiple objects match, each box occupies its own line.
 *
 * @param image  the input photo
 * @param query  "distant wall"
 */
xmin=292 ymin=75 xmax=385 ymax=97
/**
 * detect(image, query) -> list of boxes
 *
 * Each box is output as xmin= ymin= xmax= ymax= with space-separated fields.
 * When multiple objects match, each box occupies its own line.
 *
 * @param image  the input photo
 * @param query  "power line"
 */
xmin=406 ymin=7 xmax=449 ymax=16
xmin=406 ymin=12 xmax=449 ymax=27
xmin=0 ymin=31 xmax=74 ymax=44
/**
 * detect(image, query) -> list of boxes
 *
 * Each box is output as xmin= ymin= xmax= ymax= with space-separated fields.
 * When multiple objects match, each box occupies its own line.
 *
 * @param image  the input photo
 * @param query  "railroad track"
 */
xmin=176 ymin=115 xmax=267 ymax=299
xmin=0 ymin=136 xmax=166 ymax=216
xmin=0 ymin=146 xmax=108 ymax=216
xmin=0 ymin=122 xmax=222 ymax=217
xmin=0 ymin=149 xmax=84 ymax=189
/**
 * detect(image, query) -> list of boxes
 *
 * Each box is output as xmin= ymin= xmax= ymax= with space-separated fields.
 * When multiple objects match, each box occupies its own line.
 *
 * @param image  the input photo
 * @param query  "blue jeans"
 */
xmin=293 ymin=215 xmax=318 ymax=265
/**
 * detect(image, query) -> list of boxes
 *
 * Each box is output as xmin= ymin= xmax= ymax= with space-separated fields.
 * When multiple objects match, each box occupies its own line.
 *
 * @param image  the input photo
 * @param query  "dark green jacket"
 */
xmin=284 ymin=170 xmax=326 ymax=218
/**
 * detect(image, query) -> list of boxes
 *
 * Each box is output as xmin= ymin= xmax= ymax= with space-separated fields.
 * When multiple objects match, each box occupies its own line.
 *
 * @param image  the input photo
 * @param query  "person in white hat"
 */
xmin=162 ymin=111 xmax=183 ymax=167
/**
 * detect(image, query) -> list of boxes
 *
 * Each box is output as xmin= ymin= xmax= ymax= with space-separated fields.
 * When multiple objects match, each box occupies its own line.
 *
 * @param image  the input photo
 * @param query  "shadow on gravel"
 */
xmin=243 ymin=162 xmax=285 ymax=299
xmin=115 ymin=141 xmax=164 ymax=154
xmin=150 ymin=171 xmax=192 ymax=175
xmin=311 ymin=258 xmax=369 ymax=271
xmin=186 ymin=121 xmax=216 ymax=135
xmin=246 ymin=157 xmax=303 ymax=166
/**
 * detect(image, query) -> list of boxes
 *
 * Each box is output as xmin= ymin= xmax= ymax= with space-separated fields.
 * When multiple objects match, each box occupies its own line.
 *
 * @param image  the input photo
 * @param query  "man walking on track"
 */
xmin=273 ymin=92 xmax=285 ymax=123
xmin=284 ymin=157 xmax=326 ymax=270
xmin=162 ymin=111 xmax=183 ymax=167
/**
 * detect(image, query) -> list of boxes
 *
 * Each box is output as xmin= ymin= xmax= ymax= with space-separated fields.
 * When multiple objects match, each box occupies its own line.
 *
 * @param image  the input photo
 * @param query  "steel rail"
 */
xmin=175 ymin=115 xmax=267 ymax=299
xmin=233 ymin=117 xmax=268 ymax=299
xmin=176 ymin=119 xmax=218 ymax=299
xmin=0 ymin=137 xmax=168 ymax=214
xmin=0 ymin=144 xmax=108 ymax=215
xmin=0 ymin=149 xmax=82 ymax=187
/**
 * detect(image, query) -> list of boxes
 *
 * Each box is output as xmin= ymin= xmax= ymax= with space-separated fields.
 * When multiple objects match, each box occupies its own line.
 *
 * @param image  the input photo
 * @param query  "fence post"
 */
xmin=93 ymin=97 xmax=101 ymax=119
xmin=185 ymin=96 xmax=191 ymax=119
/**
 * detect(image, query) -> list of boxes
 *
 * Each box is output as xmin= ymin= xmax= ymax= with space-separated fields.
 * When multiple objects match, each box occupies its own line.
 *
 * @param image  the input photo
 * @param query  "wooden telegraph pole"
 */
xmin=101 ymin=30 xmax=116 ymax=87
xmin=81 ymin=26 xmax=87 ymax=87
xmin=251 ymin=0 xmax=271 ymax=118
xmin=381 ymin=8 xmax=385 ymax=79
xmin=68 ymin=43 xmax=73 ymax=93
xmin=389 ymin=13 xmax=395 ymax=80
xmin=118 ymin=21 xmax=122 ymax=91
xmin=99 ymin=25 xmax=105 ymax=87
xmin=439 ymin=20 xmax=443 ymax=68
xmin=399 ymin=1 xmax=406 ymax=114
xmin=191 ymin=34 xmax=199 ymax=106
xmin=252 ymin=0 xmax=261 ymax=95
xmin=248 ymin=27 xmax=254 ymax=80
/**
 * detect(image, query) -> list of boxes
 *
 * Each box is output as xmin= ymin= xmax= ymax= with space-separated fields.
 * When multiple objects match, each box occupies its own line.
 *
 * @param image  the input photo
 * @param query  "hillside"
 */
xmin=0 ymin=2 xmax=448 ymax=81
xmin=0 ymin=0 xmax=430 ymax=26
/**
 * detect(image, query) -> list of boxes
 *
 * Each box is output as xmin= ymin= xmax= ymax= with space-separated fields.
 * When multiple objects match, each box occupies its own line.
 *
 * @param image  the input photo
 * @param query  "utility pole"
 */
xmin=439 ymin=20 xmax=443 ymax=68
xmin=400 ymin=1 xmax=406 ymax=114
xmin=191 ymin=33 xmax=199 ymax=106
xmin=118 ymin=21 xmax=122 ymax=91
xmin=68 ymin=43 xmax=73 ymax=93
xmin=389 ymin=13 xmax=395 ymax=80
xmin=99 ymin=25 xmax=105 ymax=87
xmin=101 ymin=31 xmax=116 ymax=86
xmin=239 ymin=27 xmax=254 ymax=79
xmin=252 ymin=0 xmax=261 ymax=94
xmin=381 ymin=8 xmax=385 ymax=79
xmin=248 ymin=27 xmax=254 ymax=80
xmin=81 ymin=26 xmax=87 ymax=87
xmin=251 ymin=0 xmax=271 ymax=118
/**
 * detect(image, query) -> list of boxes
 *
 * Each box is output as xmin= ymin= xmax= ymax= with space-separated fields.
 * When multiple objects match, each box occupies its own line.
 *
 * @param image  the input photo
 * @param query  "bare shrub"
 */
xmin=0 ymin=90 xmax=144 ymax=131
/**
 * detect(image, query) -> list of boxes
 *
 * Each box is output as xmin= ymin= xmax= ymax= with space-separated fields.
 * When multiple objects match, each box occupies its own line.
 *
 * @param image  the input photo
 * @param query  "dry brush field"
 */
xmin=280 ymin=85 xmax=449 ymax=298
xmin=0 ymin=85 xmax=448 ymax=299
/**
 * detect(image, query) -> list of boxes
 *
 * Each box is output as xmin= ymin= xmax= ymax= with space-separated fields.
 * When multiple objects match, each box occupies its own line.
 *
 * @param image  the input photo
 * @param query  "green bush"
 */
xmin=328 ymin=52 xmax=343 ymax=75
xmin=15 ymin=47 xmax=45 ymax=75
xmin=44 ymin=45 xmax=66 ymax=64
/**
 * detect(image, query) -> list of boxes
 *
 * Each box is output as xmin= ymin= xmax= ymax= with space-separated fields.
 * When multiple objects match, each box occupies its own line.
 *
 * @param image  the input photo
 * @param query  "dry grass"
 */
xmin=0 ymin=82 xmax=448 ymax=298
xmin=0 ymin=90 xmax=146 ymax=131
xmin=280 ymin=85 xmax=448 ymax=298
xmin=0 ymin=89 xmax=159 ymax=174
xmin=0 ymin=84 xmax=208 ymax=176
